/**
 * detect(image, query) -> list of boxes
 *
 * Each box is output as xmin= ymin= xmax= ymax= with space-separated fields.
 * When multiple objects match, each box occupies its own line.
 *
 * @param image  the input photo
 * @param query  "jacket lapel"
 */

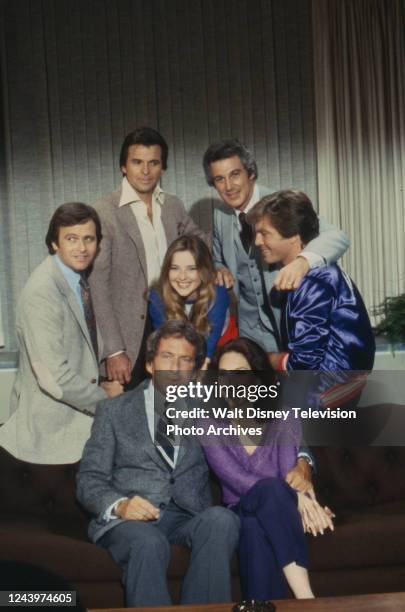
xmin=161 ymin=202 xmax=177 ymax=245
xmin=116 ymin=203 xmax=147 ymax=282
xmin=135 ymin=383 xmax=175 ymax=471
xmin=47 ymin=256 xmax=98 ymax=366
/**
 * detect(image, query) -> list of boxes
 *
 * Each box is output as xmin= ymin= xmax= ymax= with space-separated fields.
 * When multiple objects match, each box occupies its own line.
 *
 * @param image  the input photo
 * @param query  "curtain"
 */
xmin=312 ymin=0 xmax=405 ymax=320
xmin=0 ymin=0 xmax=316 ymax=350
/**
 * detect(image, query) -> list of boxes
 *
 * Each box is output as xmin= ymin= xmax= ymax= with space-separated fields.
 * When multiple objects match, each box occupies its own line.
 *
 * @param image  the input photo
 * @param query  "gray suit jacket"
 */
xmin=77 ymin=382 xmax=212 ymax=543
xmin=212 ymin=183 xmax=350 ymax=299
xmin=89 ymin=186 xmax=208 ymax=366
xmin=0 ymin=256 xmax=106 ymax=464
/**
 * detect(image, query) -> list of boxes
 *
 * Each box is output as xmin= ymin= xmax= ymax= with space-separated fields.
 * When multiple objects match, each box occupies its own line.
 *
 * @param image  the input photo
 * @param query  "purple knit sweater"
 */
xmin=201 ymin=419 xmax=299 ymax=506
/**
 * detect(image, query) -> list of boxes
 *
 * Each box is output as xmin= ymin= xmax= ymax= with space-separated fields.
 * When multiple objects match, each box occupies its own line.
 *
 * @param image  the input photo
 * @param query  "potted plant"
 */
xmin=374 ymin=293 xmax=405 ymax=351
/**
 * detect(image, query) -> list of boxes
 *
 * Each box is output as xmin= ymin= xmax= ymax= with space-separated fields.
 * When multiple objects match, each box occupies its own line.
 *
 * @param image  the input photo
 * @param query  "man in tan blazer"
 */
xmin=89 ymin=127 xmax=207 ymax=389
xmin=0 ymin=203 xmax=122 ymax=464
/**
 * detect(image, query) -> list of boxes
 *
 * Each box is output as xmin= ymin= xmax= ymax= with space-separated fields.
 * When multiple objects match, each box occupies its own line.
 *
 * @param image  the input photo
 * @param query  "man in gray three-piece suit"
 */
xmin=77 ymin=320 xmax=239 ymax=608
xmin=203 ymin=138 xmax=350 ymax=354
xmin=0 ymin=203 xmax=122 ymax=465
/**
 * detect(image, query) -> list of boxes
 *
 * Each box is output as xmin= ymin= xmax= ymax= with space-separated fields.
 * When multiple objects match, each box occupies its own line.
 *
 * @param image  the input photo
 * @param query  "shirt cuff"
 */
xmin=297 ymin=452 xmax=314 ymax=468
xmin=299 ymin=251 xmax=325 ymax=269
xmin=275 ymin=352 xmax=289 ymax=371
xmin=103 ymin=497 xmax=128 ymax=521
xmin=107 ymin=350 xmax=126 ymax=358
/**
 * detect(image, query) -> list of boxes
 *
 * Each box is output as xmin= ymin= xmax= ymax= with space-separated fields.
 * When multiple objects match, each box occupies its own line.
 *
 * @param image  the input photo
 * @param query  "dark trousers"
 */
xmin=98 ymin=501 xmax=240 ymax=607
xmin=235 ymin=477 xmax=308 ymax=600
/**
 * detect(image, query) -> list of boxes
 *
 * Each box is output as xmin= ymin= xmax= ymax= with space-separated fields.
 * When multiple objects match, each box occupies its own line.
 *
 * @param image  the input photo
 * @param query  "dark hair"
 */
xmin=45 ymin=202 xmax=102 ymax=254
xmin=119 ymin=127 xmax=169 ymax=170
xmin=210 ymin=338 xmax=280 ymax=416
xmin=211 ymin=337 xmax=271 ymax=372
xmin=203 ymin=138 xmax=258 ymax=186
xmin=146 ymin=320 xmax=206 ymax=370
xmin=247 ymin=189 xmax=319 ymax=245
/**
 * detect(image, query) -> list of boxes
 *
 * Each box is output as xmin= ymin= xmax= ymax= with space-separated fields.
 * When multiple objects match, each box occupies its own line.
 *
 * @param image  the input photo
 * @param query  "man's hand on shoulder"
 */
xmin=285 ymin=457 xmax=314 ymax=496
xmin=106 ymin=353 xmax=132 ymax=385
xmin=100 ymin=380 xmax=124 ymax=398
xmin=115 ymin=495 xmax=160 ymax=521
xmin=215 ymin=267 xmax=234 ymax=289
xmin=273 ymin=256 xmax=309 ymax=291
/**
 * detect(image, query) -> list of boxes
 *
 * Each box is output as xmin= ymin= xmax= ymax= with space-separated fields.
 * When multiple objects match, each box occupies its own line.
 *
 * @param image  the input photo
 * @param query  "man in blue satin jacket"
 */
xmin=248 ymin=189 xmax=375 ymax=377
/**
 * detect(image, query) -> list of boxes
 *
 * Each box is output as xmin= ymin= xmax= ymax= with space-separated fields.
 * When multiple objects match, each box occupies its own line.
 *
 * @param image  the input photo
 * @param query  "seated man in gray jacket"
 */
xmin=77 ymin=320 xmax=240 ymax=608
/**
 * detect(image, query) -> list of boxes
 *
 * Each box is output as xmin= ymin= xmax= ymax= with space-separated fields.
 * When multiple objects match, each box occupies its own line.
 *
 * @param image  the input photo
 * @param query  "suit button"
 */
xmin=90 ymin=378 xmax=97 ymax=384
xmin=169 ymin=477 xmax=175 ymax=484
xmin=141 ymin=314 xmax=145 ymax=320
xmin=159 ymin=502 xmax=166 ymax=510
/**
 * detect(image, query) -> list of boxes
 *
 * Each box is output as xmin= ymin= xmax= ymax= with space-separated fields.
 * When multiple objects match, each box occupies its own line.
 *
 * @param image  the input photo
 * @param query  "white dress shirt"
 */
xmin=119 ymin=176 xmax=168 ymax=284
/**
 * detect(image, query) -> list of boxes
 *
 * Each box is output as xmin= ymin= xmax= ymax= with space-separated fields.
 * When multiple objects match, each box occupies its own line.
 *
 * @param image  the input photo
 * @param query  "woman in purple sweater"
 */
xmin=201 ymin=338 xmax=334 ymax=600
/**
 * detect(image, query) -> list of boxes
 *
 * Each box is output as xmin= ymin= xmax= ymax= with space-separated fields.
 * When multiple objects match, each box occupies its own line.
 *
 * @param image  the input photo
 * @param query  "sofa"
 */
xmin=1 ymin=441 xmax=405 ymax=608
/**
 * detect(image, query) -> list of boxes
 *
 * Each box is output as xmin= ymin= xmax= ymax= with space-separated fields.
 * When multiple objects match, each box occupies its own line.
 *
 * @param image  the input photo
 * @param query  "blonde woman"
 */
xmin=148 ymin=236 xmax=237 ymax=363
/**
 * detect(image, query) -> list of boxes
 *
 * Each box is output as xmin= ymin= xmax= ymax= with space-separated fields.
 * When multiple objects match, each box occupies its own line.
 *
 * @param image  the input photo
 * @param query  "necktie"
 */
xmin=239 ymin=212 xmax=253 ymax=253
xmin=155 ymin=401 xmax=175 ymax=470
xmin=79 ymin=275 xmax=99 ymax=361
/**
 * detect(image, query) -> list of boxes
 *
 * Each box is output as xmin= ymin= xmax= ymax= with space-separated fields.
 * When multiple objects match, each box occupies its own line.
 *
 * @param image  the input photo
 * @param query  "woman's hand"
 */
xmin=286 ymin=458 xmax=314 ymax=495
xmin=297 ymin=491 xmax=335 ymax=536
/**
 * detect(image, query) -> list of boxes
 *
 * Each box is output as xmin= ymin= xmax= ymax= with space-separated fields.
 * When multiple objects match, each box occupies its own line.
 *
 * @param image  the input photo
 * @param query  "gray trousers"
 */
xmin=98 ymin=501 xmax=240 ymax=607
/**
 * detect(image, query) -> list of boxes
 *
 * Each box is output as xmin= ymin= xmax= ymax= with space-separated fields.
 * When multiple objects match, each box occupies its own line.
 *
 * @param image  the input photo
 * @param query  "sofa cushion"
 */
xmin=313 ymin=446 xmax=405 ymax=511
xmin=0 ymin=531 xmax=121 ymax=582
xmin=309 ymin=500 xmax=405 ymax=571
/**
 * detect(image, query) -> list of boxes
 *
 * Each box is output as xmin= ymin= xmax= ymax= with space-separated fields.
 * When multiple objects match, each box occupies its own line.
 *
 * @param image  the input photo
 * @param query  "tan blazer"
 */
xmin=89 ymin=187 xmax=208 ymax=366
xmin=0 ymin=256 xmax=106 ymax=464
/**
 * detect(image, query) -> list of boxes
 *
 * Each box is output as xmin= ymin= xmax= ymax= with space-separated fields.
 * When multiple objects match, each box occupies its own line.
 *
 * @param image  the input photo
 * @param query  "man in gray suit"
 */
xmin=203 ymin=138 xmax=350 ymax=354
xmin=89 ymin=127 xmax=207 ymax=390
xmin=77 ymin=320 xmax=239 ymax=608
xmin=0 ymin=203 xmax=122 ymax=464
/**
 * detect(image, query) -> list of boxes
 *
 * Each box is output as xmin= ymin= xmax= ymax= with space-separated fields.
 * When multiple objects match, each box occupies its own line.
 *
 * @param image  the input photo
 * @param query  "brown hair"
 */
xmin=247 ymin=189 xmax=319 ymax=245
xmin=45 ymin=202 xmax=102 ymax=254
xmin=154 ymin=236 xmax=216 ymax=335
xmin=146 ymin=320 xmax=206 ymax=370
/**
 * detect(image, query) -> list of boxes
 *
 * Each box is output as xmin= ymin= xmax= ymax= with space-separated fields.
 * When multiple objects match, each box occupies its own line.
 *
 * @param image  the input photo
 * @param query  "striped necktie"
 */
xmin=79 ymin=275 xmax=99 ymax=361
xmin=155 ymin=401 xmax=175 ymax=470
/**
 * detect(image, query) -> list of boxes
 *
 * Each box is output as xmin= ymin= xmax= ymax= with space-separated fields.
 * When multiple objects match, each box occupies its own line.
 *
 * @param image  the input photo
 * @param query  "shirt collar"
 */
xmin=54 ymin=254 xmax=82 ymax=291
xmin=235 ymin=182 xmax=260 ymax=218
xmin=119 ymin=176 xmax=165 ymax=208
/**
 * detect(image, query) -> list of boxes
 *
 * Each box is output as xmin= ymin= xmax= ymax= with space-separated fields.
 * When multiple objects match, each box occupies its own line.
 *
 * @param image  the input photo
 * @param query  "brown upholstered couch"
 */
xmin=1 ymin=445 xmax=405 ymax=608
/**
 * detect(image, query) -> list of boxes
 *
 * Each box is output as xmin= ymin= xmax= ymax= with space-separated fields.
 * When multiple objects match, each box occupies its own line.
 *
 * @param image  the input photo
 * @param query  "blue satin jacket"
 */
xmin=273 ymin=264 xmax=375 ymax=372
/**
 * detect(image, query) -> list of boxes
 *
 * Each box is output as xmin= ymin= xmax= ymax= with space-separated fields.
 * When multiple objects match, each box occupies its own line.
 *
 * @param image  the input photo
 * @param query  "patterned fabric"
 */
xmin=79 ymin=275 xmax=99 ymax=361
xmin=155 ymin=402 xmax=175 ymax=470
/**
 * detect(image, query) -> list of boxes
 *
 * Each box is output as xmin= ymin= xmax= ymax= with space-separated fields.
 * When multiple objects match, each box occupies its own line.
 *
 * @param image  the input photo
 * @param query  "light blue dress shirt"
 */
xmin=54 ymin=254 xmax=84 ymax=315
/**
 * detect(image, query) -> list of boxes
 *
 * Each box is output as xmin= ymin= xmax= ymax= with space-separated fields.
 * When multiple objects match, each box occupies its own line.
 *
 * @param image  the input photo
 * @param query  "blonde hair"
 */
xmin=155 ymin=236 xmax=216 ymax=335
